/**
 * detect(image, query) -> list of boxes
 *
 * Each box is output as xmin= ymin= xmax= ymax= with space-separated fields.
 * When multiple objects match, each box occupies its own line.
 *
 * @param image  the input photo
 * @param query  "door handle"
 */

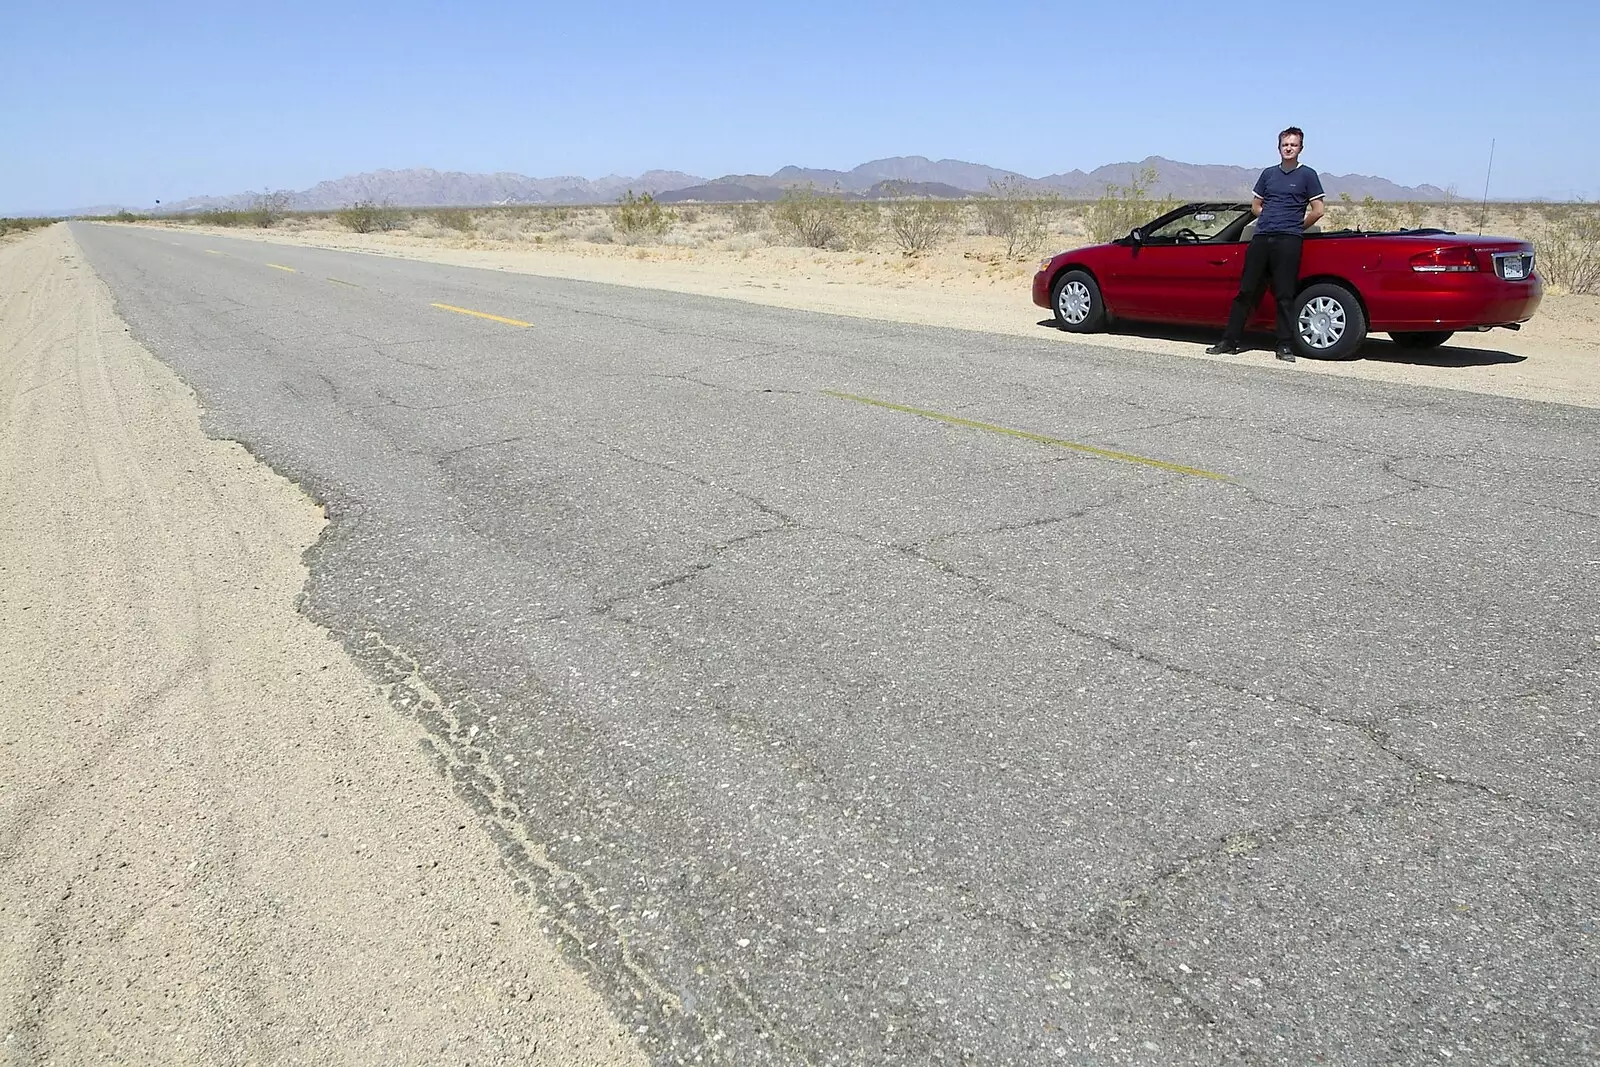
xmin=1208 ymin=258 xmax=1233 ymax=266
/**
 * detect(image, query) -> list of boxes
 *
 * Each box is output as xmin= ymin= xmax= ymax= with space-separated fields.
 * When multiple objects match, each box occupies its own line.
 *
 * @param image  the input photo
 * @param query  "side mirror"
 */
xmin=1127 ymin=227 xmax=1143 ymax=245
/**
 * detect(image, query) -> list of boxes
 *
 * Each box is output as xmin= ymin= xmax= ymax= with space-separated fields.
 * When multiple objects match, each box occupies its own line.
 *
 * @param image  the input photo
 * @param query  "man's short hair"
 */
xmin=1279 ymin=126 xmax=1305 ymax=143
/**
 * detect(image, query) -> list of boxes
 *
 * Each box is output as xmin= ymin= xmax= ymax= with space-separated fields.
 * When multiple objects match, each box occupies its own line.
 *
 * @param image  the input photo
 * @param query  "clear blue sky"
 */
xmin=4 ymin=0 xmax=1595 ymax=214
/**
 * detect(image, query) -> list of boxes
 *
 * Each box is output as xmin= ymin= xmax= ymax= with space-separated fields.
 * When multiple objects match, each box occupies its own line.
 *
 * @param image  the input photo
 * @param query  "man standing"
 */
xmin=1207 ymin=127 xmax=1326 ymax=361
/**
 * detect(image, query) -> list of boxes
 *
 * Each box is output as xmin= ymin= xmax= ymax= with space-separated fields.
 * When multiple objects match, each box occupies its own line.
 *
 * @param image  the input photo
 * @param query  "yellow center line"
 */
xmin=431 ymin=303 xmax=531 ymax=328
xmin=266 ymin=263 xmax=296 ymax=272
xmin=823 ymin=390 xmax=1230 ymax=482
xmin=204 ymin=249 xmax=222 ymax=255
xmin=327 ymin=277 xmax=359 ymax=287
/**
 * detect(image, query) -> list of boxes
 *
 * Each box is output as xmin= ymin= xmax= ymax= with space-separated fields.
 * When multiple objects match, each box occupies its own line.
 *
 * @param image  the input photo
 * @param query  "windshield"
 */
xmin=1145 ymin=206 xmax=1252 ymax=242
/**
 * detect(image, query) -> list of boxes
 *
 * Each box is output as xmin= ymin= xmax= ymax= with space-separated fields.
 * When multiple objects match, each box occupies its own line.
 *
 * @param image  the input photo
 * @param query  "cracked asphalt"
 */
xmin=74 ymin=223 xmax=1599 ymax=1066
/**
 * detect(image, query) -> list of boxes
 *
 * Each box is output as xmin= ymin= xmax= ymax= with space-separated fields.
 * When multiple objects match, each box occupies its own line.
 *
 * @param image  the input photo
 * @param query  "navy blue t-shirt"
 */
xmin=1252 ymin=163 xmax=1325 ymax=235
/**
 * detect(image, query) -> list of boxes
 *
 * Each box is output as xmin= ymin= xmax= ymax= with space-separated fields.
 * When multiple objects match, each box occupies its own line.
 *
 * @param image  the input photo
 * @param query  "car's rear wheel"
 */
xmin=1291 ymin=283 xmax=1367 ymax=360
xmin=1051 ymin=270 xmax=1106 ymax=333
xmin=1389 ymin=331 xmax=1455 ymax=349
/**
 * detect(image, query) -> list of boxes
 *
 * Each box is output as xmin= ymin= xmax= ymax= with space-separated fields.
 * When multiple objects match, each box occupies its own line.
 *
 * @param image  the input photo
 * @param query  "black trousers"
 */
xmin=1223 ymin=232 xmax=1302 ymax=344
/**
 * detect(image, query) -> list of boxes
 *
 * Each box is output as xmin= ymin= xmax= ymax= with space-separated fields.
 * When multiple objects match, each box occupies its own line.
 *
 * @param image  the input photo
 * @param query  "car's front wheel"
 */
xmin=1389 ymin=331 xmax=1455 ymax=350
xmin=1291 ymin=283 xmax=1367 ymax=360
xmin=1051 ymin=270 xmax=1106 ymax=333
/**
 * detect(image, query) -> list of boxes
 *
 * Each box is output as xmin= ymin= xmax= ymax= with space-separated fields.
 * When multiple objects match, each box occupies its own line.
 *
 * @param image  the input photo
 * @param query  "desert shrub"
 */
xmin=479 ymin=219 xmax=524 ymax=241
xmin=584 ymin=224 xmax=614 ymax=244
xmin=614 ymin=190 xmax=675 ymax=238
xmin=0 ymin=216 xmax=55 ymax=236
xmin=373 ymin=201 xmax=406 ymax=231
xmin=336 ymin=199 xmax=383 ymax=233
xmin=841 ymin=202 xmax=881 ymax=251
xmin=1436 ymin=186 xmax=1465 ymax=230
xmin=774 ymin=185 xmax=848 ymax=248
xmin=431 ymin=208 xmax=474 ymax=232
xmin=975 ymin=179 xmax=1059 ymax=257
xmin=1331 ymin=193 xmax=1356 ymax=229
xmin=724 ymin=232 xmax=769 ymax=252
xmin=1533 ymin=203 xmax=1600 ymax=294
xmin=1363 ymin=195 xmax=1398 ymax=231
xmin=1084 ymin=166 xmax=1177 ymax=243
xmin=197 ymin=208 xmax=248 ymax=227
xmin=731 ymin=202 xmax=766 ymax=233
xmin=245 ymin=190 xmax=293 ymax=228
xmin=678 ymin=206 xmax=700 ymax=224
xmin=975 ymin=191 xmax=1013 ymax=237
xmin=526 ymin=207 xmax=563 ymax=231
xmin=1047 ymin=207 xmax=1088 ymax=242
xmin=883 ymin=192 xmax=957 ymax=254
xmin=1333 ymin=192 xmax=1401 ymax=232
xmin=524 ymin=206 xmax=573 ymax=231
xmin=696 ymin=218 xmax=733 ymax=241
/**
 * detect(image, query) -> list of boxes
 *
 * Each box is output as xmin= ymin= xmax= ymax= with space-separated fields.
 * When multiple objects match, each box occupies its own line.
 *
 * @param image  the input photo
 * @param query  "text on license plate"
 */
xmin=1503 ymin=257 xmax=1526 ymax=279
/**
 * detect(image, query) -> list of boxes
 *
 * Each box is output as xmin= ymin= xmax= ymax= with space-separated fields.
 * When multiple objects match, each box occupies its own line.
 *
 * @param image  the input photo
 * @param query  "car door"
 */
xmin=1120 ymin=243 xmax=1243 ymax=324
xmin=1115 ymin=207 xmax=1252 ymax=325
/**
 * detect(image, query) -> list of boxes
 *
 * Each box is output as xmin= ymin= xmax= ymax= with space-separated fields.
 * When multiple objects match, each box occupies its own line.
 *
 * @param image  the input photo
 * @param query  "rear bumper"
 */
xmin=1365 ymin=272 xmax=1543 ymax=331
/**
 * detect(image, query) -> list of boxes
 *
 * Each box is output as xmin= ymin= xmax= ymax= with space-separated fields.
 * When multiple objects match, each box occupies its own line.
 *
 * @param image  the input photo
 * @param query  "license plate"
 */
xmin=1502 ymin=256 xmax=1526 ymax=280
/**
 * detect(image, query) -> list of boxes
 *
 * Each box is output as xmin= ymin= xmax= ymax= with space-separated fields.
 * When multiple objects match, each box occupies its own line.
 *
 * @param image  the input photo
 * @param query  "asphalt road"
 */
xmin=73 ymin=223 xmax=1599 ymax=1066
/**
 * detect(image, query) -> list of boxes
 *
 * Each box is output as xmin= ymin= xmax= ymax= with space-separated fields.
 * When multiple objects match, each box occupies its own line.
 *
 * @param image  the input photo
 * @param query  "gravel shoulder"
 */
xmin=0 ymin=224 xmax=646 ymax=1067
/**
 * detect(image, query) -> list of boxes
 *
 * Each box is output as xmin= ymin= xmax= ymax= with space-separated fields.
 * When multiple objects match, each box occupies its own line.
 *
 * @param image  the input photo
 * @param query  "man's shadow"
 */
xmin=1036 ymin=319 xmax=1527 ymax=367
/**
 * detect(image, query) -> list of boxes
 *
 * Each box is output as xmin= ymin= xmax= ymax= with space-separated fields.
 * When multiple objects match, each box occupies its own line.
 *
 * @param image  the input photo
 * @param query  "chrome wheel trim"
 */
xmin=1298 ymin=295 xmax=1347 ymax=350
xmin=1057 ymin=280 xmax=1092 ymax=324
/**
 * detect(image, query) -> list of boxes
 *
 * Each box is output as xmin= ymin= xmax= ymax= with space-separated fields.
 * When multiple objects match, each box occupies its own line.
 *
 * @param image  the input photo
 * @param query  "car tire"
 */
xmin=1389 ymin=331 xmax=1455 ymax=349
xmin=1051 ymin=270 xmax=1106 ymax=333
xmin=1291 ymin=282 xmax=1367 ymax=360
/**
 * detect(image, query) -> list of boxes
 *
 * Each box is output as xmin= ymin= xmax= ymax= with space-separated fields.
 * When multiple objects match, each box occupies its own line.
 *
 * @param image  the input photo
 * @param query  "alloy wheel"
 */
xmin=1057 ymin=280 xmax=1092 ymax=325
xmin=1298 ymin=296 xmax=1347 ymax=350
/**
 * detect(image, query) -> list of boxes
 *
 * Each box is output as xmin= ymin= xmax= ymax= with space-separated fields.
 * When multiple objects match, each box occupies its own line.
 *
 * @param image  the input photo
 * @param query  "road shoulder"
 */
xmin=0 ymin=224 xmax=647 ymax=1066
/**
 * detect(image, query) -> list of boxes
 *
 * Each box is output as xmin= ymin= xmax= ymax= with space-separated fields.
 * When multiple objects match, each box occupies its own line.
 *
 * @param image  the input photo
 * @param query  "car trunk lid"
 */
xmin=1398 ymin=233 xmax=1536 ymax=280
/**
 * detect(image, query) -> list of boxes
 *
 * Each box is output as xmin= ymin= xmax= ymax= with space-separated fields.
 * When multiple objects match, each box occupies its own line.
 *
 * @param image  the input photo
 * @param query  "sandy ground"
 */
xmin=141 ymin=219 xmax=1600 ymax=410
xmin=0 ymin=225 xmax=646 ymax=1066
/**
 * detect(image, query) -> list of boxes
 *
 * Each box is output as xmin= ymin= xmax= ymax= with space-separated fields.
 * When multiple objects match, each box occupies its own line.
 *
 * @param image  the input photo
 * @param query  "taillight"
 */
xmin=1410 ymin=247 xmax=1479 ymax=273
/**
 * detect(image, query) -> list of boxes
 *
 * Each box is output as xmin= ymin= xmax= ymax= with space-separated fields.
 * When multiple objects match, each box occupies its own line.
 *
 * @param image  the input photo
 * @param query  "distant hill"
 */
xmin=116 ymin=155 xmax=1450 ymax=216
xmin=656 ymin=177 xmax=973 ymax=203
xmin=159 ymin=167 xmax=707 ymax=213
xmin=1038 ymin=157 xmax=1448 ymax=201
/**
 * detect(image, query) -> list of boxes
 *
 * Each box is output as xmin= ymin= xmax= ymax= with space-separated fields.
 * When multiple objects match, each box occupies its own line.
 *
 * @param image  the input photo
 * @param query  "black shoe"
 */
xmin=1205 ymin=340 xmax=1241 ymax=355
xmin=1275 ymin=344 xmax=1297 ymax=362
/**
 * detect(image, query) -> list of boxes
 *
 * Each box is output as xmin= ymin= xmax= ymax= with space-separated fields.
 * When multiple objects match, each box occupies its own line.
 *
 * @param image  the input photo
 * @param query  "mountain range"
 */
xmin=124 ymin=156 xmax=1453 ymax=215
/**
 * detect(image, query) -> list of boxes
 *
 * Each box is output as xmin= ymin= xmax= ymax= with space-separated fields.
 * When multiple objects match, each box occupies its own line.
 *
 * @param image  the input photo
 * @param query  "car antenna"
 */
xmin=1477 ymin=138 xmax=1495 ymax=235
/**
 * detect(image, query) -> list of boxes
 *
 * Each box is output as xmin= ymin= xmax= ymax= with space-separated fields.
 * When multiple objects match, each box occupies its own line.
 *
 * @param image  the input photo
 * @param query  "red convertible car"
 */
xmin=1031 ymin=202 xmax=1541 ymax=360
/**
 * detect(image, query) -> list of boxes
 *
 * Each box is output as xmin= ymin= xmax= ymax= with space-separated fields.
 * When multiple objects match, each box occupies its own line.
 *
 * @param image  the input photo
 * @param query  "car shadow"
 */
xmin=1359 ymin=339 xmax=1527 ymax=367
xmin=1035 ymin=319 xmax=1528 ymax=367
